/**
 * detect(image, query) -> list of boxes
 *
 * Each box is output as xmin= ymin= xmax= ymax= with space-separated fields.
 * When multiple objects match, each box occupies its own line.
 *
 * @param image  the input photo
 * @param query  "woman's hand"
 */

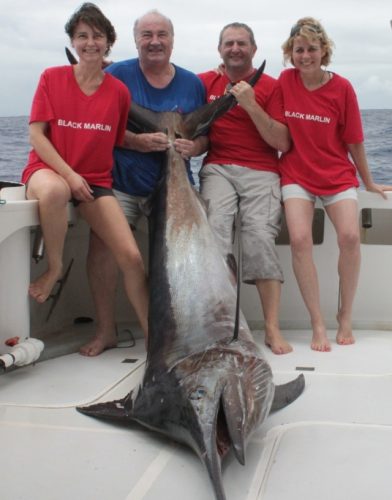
xmin=365 ymin=182 xmax=392 ymax=200
xmin=65 ymin=171 xmax=94 ymax=202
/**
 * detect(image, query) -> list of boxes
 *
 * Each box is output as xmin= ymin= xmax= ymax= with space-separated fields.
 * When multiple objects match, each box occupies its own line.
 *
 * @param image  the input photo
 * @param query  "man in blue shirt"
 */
xmin=80 ymin=10 xmax=207 ymax=356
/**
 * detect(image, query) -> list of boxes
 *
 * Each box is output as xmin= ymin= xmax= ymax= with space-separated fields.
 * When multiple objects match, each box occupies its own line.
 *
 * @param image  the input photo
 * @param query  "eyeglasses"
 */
xmin=290 ymin=23 xmax=321 ymax=38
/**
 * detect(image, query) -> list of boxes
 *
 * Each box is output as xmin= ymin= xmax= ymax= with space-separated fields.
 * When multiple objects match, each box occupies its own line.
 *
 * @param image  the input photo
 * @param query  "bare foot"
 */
xmin=311 ymin=325 xmax=331 ymax=352
xmin=265 ymin=327 xmax=293 ymax=355
xmin=336 ymin=311 xmax=355 ymax=345
xmin=79 ymin=334 xmax=117 ymax=357
xmin=29 ymin=268 xmax=62 ymax=303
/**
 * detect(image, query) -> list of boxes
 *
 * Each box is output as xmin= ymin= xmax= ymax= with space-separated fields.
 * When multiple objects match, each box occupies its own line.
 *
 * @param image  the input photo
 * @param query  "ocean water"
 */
xmin=0 ymin=110 xmax=391 ymax=184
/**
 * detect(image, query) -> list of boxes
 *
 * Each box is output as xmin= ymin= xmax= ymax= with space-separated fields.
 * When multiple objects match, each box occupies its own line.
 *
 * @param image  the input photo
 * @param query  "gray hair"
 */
xmin=133 ymin=10 xmax=174 ymax=38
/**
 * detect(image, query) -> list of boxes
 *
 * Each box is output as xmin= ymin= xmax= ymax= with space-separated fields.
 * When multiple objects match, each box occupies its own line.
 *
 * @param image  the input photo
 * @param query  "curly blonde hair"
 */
xmin=282 ymin=17 xmax=334 ymax=67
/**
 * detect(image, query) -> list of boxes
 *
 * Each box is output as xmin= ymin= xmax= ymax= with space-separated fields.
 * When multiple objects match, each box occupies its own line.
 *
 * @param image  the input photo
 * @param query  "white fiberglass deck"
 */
xmin=1 ymin=329 xmax=391 ymax=500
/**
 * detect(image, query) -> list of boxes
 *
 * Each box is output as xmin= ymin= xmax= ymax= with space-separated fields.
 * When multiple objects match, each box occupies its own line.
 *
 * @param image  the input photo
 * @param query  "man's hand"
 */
xmin=173 ymin=136 xmax=209 ymax=159
xmin=173 ymin=138 xmax=197 ymax=159
xmin=123 ymin=131 xmax=170 ymax=152
xmin=229 ymin=81 xmax=256 ymax=113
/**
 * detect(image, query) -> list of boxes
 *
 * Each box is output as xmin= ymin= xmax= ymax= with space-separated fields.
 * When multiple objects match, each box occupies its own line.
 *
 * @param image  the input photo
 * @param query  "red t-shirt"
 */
xmin=198 ymin=70 xmax=285 ymax=173
xmin=22 ymin=65 xmax=130 ymax=188
xmin=278 ymin=68 xmax=363 ymax=195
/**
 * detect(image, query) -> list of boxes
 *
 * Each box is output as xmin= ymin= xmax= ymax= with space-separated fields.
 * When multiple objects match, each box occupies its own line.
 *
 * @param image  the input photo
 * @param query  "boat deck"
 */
xmin=1 ymin=328 xmax=391 ymax=500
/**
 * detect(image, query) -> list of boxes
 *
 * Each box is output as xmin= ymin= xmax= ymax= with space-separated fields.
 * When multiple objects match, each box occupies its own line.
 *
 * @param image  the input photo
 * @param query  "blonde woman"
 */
xmin=279 ymin=17 xmax=390 ymax=351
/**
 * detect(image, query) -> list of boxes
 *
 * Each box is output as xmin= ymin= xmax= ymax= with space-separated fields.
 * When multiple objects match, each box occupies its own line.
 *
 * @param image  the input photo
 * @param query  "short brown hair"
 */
xmin=218 ymin=22 xmax=256 ymax=48
xmin=64 ymin=3 xmax=116 ymax=56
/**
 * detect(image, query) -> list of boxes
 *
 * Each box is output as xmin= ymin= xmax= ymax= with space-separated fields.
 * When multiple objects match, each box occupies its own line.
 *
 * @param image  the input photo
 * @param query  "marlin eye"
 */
xmin=189 ymin=388 xmax=207 ymax=400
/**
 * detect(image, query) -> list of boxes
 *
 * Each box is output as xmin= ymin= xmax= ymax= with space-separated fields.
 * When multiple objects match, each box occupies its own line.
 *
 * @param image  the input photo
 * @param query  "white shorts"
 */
xmin=281 ymin=184 xmax=358 ymax=207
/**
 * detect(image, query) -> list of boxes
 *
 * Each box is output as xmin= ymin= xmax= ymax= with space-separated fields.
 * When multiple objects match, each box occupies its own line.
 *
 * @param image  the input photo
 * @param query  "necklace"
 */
xmin=319 ymin=69 xmax=327 ymax=85
xmin=301 ymin=69 xmax=329 ymax=90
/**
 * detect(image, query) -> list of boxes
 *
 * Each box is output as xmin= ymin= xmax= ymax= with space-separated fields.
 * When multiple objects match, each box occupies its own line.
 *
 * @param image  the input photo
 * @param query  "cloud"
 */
xmin=1 ymin=0 xmax=391 ymax=115
xmin=359 ymin=74 xmax=392 ymax=109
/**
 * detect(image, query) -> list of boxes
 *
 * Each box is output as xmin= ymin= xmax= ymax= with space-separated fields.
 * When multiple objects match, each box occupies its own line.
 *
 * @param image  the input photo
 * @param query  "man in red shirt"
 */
xmin=198 ymin=23 xmax=292 ymax=354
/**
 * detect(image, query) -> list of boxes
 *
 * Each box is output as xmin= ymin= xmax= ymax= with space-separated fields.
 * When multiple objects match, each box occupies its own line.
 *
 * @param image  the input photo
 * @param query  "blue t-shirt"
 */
xmin=105 ymin=58 xmax=205 ymax=196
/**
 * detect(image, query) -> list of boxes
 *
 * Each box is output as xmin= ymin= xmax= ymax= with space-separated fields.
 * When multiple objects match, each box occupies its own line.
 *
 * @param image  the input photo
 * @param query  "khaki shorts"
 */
xmin=113 ymin=188 xmax=146 ymax=229
xmin=199 ymin=163 xmax=283 ymax=284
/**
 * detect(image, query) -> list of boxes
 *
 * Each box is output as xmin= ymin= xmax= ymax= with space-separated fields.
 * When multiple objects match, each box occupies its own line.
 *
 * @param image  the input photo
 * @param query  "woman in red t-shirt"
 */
xmin=21 ymin=3 xmax=148 ymax=349
xmin=278 ymin=17 xmax=390 ymax=352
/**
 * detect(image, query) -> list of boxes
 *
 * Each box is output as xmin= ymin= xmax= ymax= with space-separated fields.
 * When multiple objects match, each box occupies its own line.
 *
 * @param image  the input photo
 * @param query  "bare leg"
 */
xmin=326 ymin=200 xmax=360 ymax=346
xmin=284 ymin=199 xmax=331 ymax=352
xmin=26 ymin=170 xmax=71 ymax=303
xmin=257 ymin=279 xmax=292 ymax=355
xmin=79 ymin=197 xmax=149 ymax=347
xmin=79 ymin=231 xmax=119 ymax=356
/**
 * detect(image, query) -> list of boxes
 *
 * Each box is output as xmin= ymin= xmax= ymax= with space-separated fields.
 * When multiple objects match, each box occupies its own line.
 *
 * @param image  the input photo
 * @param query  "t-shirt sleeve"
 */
xmin=194 ymin=76 xmax=206 ymax=106
xmin=264 ymin=80 xmax=286 ymax=124
xmin=115 ymin=86 xmax=131 ymax=147
xmin=197 ymin=71 xmax=214 ymax=95
xmin=29 ymin=70 xmax=55 ymax=124
xmin=341 ymin=81 xmax=364 ymax=144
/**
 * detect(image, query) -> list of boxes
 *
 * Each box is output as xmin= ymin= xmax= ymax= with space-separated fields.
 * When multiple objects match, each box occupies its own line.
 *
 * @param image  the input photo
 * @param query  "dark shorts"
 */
xmin=72 ymin=185 xmax=114 ymax=206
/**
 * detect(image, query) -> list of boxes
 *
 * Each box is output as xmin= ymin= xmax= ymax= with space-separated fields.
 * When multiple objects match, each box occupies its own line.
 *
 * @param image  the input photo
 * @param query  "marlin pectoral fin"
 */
xmin=183 ymin=59 xmax=267 ymax=140
xmin=222 ymin=380 xmax=246 ymax=465
xmin=65 ymin=47 xmax=77 ymax=65
xmin=127 ymin=102 xmax=162 ymax=134
xmin=270 ymin=373 xmax=305 ymax=412
xmin=76 ymin=392 xmax=134 ymax=421
xmin=248 ymin=59 xmax=266 ymax=86
xmin=184 ymin=95 xmax=237 ymax=139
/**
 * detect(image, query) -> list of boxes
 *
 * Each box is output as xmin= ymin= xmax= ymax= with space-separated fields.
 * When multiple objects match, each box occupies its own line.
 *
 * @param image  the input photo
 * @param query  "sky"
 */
xmin=1 ymin=0 xmax=391 ymax=116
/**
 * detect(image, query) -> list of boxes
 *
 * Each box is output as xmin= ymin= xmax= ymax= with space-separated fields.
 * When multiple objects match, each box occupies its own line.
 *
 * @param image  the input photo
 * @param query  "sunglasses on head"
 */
xmin=290 ymin=23 xmax=321 ymax=37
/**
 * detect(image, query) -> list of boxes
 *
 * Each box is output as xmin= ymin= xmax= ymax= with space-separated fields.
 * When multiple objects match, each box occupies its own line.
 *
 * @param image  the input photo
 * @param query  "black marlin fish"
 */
xmin=77 ymin=61 xmax=305 ymax=500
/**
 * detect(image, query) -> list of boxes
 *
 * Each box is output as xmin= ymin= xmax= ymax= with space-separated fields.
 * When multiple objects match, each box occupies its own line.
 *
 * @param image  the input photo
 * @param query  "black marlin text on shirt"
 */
xmin=285 ymin=110 xmax=331 ymax=123
xmin=57 ymin=119 xmax=112 ymax=132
